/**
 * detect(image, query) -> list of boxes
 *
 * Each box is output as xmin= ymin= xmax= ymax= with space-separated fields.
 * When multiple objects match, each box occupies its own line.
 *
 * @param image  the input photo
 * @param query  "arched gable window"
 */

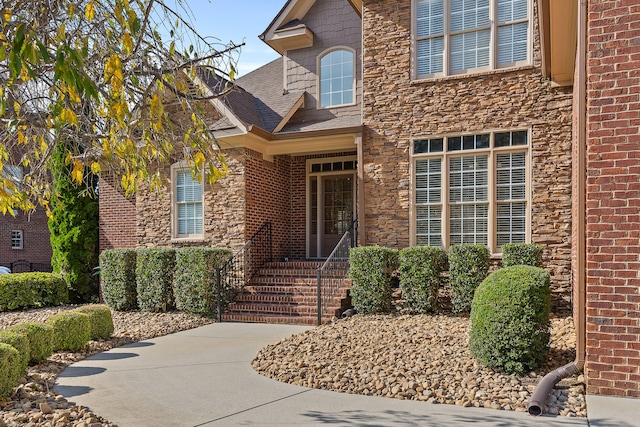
xmin=319 ymin=48 xmax=354 ymax=108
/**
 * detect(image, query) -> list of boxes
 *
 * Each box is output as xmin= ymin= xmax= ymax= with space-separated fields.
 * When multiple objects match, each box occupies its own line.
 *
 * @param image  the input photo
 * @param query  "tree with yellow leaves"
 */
xmin=1 ymin=0 xmax=238 ymax=215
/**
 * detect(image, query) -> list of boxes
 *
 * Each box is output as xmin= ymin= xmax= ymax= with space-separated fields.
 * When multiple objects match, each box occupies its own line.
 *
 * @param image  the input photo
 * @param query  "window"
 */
xmin=11 ymin=230 xmax=23 ymax=249
xmin=319 ymin=49 xmax=354 ymax=107
xmin=412 ymin=130 xmax=529 ymax=252
xmin=173 ymin=167 xmax=204 ymax=239
xmin=414 ymin=0 xmax=529 ymax=78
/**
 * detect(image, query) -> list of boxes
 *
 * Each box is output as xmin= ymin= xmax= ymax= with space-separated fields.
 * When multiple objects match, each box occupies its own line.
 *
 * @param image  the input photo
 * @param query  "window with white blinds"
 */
xmin=413 ymin=130 xmax=529 ymax=252
xmin=174 ymin=168 xmax=204 ymax=238
xmin=414 ymin=0 xmax=529 ymax=78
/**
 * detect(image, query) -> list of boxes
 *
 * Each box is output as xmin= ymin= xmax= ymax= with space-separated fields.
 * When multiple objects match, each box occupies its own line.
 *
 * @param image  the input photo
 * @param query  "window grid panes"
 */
xmin=175 ymin=169 xmax=203 ymax=236
xmin=413 ymin=131 xmax=528 ymax=252
xmin=415 ymin=0 xmax=528 ymax=77
xmin=11 ymin=230 xmax=23 ymax=249
xmin=320 ymin=50 xmax=354 ymax=107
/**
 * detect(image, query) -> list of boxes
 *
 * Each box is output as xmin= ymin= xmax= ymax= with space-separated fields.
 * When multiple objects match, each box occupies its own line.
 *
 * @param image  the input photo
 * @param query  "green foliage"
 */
xmin=0 ymin=330 xmax=30 ymax=372
xmin=0 ymin=273 xmax=69 ymax=311
xmin=45 ymin=311 xmax=91 ymax=352
xmin=470 ymin=266 xmax=552 ymax=375
xmin=0 ymin=343 xmax=21 ymax=398
xmin=74 ymin=305 xmax=114 ymax=340
xmin=9 ymin=322 xmax=54 ymax=364
xmin=399 ymin=246 xmax=448 ymax=313
xmin=502 ymin=243 xmax=543 ymax=268
xmin=349 ymin=246 xmax=399 ymax=314
xmin=100 ymin=249 xmax=138 ymax=311
xmin=136 ymin=248 xmax=176 ymax=312
xmin=173 ymin=248 xmax=231 ymax=315
xmin=48 ymin=139 xmax=99 ymax=303
xmin=448 ymin=244 xmax=490 ymax=313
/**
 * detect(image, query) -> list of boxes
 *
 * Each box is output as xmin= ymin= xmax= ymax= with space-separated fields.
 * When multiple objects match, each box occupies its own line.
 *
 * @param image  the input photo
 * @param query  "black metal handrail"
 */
xmin=316 ymin=219 xmax=357 ymax=325
xmin=215 ymin=222 xmax=272 ymax=321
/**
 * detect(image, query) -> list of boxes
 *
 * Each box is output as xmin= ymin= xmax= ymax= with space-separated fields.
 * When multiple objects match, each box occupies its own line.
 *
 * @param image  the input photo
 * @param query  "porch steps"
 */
xmin=221 ymin=261 xmax=351 ymax=325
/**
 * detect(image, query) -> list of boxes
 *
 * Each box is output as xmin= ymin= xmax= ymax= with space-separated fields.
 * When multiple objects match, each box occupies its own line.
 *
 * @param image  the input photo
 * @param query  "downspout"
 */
xmin=528 ymin=0 xmax=587 ymax=416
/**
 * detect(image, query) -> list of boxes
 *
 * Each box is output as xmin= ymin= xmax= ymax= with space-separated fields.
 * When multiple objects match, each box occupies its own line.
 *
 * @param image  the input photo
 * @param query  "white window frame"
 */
xmin=412 ymin=0 xmax=532 ymax=80
xmin=410 ymin=129 xmax=532 ymax=255
xmin=317 ymin=47 xmax=356 ymax=108
xmin=171 ymin=163 xmax=205 ymax=241
xmin=11 ymin=230 xmax=23 ymax=249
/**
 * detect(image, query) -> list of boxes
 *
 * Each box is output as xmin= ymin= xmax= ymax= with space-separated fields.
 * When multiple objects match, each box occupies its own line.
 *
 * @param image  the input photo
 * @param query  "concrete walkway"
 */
xmin=53 ymin=323 xmax=629 ymax=426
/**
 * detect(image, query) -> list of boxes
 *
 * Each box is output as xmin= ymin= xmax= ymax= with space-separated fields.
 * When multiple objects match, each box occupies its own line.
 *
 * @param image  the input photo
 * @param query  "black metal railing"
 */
xmin=215 ymin=222 xmax=272 ymax=321
xmin=0 ymin=260 xmax=53 ymax=273
xmin=316 ymin=219 xmax=357 ymax=325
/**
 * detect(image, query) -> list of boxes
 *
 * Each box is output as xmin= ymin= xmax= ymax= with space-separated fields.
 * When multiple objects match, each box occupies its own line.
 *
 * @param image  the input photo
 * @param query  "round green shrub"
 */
xmin=502 ymin=243 xmax=543 ymax=268
xmin=448 ymin=244 xmax=490 ymax=313
xmin=399 ymin=246 xmax=448 ymax=313
xmin=100 ymin=249 xmax=138 ymax=311
xmin=9 ymin=322 xmax=54 ymax=364
xmin=74 ymin=305 xmax=114 ymax=340
xmin=45 ymin=311 xmax=91 ymax=352
xmin=0 ymin=272 xmax=69 ymax=311
xmin=136 ymin=248 xmax=176 ymax=312
xmin=0 ymin=343 xmax=22 ymax=397
xmin=349 ymin=246 xmax=399 ymax=314
xmin=470 ymin=265 xmax=552 ymax=375
xmin=0 ymin=330 xmax=30 ymax=372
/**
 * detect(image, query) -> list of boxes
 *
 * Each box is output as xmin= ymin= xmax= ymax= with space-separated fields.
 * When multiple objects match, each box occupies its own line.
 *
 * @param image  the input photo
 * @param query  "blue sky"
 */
xmin=185 ymin=1 xmax=286 ymax=76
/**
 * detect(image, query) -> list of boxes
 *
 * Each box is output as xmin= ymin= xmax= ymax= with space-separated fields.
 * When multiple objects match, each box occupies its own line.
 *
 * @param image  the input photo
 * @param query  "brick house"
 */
xmin=0 ymin=210 xmax=52 ymax=271
xmin=99 ymin=0 xmax=639 ymax=399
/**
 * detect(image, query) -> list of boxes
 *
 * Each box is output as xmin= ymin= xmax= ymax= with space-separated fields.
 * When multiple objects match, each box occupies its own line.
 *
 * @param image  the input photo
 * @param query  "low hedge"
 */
xmin=448 ymin=244 xmax=490 ymax=313
xmin=399 ymin=246 xmax=448 ymax=313
xmin=74 ymin=305 xmax=114 ymax=340
xmin=100 ymin=249 xmax=138 ymax=311
xmin=502 ymin=243 xmax=543 ymax=268
xmin=9 ymin=322 xmax=54 ymax=364
xmin=0 ymin=272 xmax=69 ymax=312
xmin=470 ymin=265 xmax=551 ymax=375
xmin=173 ymin=247 xmax=232 ymax=315
xmin=0 ymin=343 xmax=21 ymax=397
xmin=349 ymin=246 xmax=399 ymax=314
xmin=136 ymin=248 xmax=176 ymax=312
xmin=0 ymin=330 xmax=30 ymax=372
xmin=45 ymin=311 xmax=91 ymax=352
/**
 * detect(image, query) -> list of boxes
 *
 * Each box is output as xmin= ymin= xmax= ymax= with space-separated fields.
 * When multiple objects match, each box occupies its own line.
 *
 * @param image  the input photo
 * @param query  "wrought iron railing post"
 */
xmin=317 ymin=267 xmax=323 ymax=326
xmin=216 ymin=267 xmax=222 ymax=322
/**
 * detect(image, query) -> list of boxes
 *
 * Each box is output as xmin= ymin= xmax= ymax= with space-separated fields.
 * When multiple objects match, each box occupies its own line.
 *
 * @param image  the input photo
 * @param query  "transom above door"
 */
xmin=307 ymin=157 xmax=357 ymax=258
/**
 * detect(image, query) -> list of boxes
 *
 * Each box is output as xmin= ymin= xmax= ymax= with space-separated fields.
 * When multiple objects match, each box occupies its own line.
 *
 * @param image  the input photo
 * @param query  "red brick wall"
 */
xmin=99 ymin=174 xmax=137 ymax=251
xmin=584 ymin=0 xmax=640 ymax=397
xmin=0 ymin=209 xmax=52 ymax=268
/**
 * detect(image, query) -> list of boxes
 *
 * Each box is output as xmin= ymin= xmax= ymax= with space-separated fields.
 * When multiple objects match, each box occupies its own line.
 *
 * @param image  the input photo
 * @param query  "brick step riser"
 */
xmin=220 ymin=313 xmax=320 ymax=325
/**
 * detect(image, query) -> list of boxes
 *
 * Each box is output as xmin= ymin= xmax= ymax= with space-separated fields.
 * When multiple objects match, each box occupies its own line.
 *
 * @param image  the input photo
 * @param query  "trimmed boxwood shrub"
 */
xmin=470 ymin=265 xmax=552 ymax=375
xmin=100 ymin=249 xmax=138 ymax=311
xmin=173 ymin=247 xmax=232 ymax=315
xmin=9 ymin=322 xmax=54 ymax=364
xmin=0 ymin=343 xmax=21 ymax=397
xmin=0 ymin=330 xmax=30 ymax=372
xmin=74 ymin=305 xmax=114 ymax=340
xmin=399 ymin=246 xmax=448 ymax=313
xmin=136 ymin=248 xmax=176 ymax=312
xmin=0 ymin=272 xmax=69 ymax=311
xmin=502 ymin=243 xmax=543 ymax=268
xmin=45 ymin=311 xmax=91 ymax=352
xmin=349 ymin=246 xmax=399 ymax=314
xmin=448 ymin=244 xmax=490 ymax=313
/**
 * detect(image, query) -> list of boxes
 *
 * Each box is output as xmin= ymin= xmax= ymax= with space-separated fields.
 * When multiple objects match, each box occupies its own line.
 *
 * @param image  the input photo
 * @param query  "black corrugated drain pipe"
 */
xmin=527 ymin=362 xmax=581 ymax=416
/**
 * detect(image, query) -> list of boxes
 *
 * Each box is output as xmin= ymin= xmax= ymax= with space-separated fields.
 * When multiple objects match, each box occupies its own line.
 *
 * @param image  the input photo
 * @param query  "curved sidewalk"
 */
xmin=55 ymin=323 xmax=596 ymax=426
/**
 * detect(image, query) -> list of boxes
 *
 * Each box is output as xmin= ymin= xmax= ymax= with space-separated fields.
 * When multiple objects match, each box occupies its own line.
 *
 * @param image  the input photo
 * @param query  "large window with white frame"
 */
xmin=319 ymin=48 xmax=355 ymax=108
xmin=414 ymin=0 xmax=530 ymax=79
xmin=412 ymin=130 xmax=529 ymax=253
xmin=172 ymin=165 xmax=204 ymax=239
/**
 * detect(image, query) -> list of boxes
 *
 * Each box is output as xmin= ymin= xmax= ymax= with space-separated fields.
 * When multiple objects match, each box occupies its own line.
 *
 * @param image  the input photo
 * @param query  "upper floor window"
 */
xmin=319 ymin=49 xmax=354 ymax=108
xmin=414 ymin=0 xmax=529 ymax=79
xmin=172 ymin=166 xmax=204 ymax=239
xmin=11 ymin=230 xmax=23 ymax=249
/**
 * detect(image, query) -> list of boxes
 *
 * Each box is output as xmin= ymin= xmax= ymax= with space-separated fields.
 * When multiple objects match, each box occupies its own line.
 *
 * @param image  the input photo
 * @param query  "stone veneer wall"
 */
xmin=583 ymin=0 xmax=640 ymax=397
xmin=99 ymin=173 xmax=137 ymax=251
xmin=361 ymin=0 xmax=573 ymax=298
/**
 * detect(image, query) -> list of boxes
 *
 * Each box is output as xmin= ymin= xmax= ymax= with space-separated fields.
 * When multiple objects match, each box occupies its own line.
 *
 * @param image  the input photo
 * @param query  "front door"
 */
xmin=308 ymin=165 xmax=356 ymax=258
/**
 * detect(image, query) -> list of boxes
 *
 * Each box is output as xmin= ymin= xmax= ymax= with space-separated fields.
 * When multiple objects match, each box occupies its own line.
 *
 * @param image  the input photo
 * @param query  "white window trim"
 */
xmin=411 ymin=0 xmax=532 ymax=80
xmin=317 ymin=46 xmax=357 ymax=109
xmin=11 ymin=230 xmax=23 ymax=250
xmin=409 ymin=129 xmax=532 ymax=255
xmin=171 ymin=162 xmax=205 ymax=242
